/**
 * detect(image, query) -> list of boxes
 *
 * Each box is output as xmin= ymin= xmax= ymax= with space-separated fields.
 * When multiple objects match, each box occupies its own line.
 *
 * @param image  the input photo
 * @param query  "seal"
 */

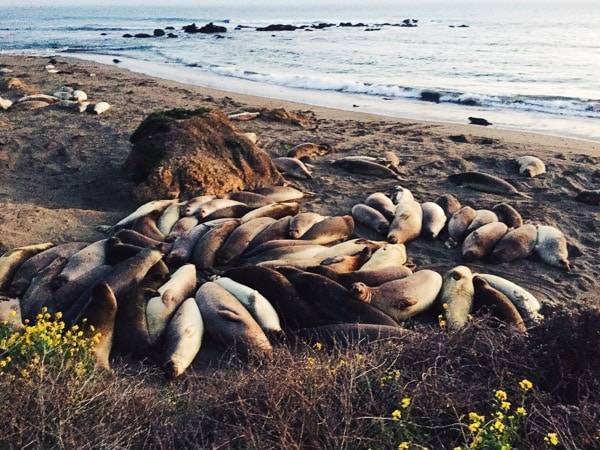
xmin=243 ymin=240 xmax=324 ymax=262
xmin=253 ymin=186 xmax=304 ymax=202
xmin=277 ymin=266 xmax=399 ymax=326
xmin=273 ymin=157 xmax=313 ymax=179
xmin=287 ymin=142 xmax=331 ymax=161
xmin=352 ymin=204 xmax=390 ymax=234
xmin=131 ymin=210 xmax=165 ymax=242
xmin=351 ymin=270 xmax=443 ymax=321
xmin=213 ymin=277 xmax=282 ymax=334
xmin=516 ymin=156 xmax=546 ymax=177
xmin=197 ymin=199 xmax=247 ymax=220
xmin=168 ymin=223 xmax=211 ymax=266
xmin=319 ymin=247 xmax=373 ymax=273
xmin=307 ymin=265 xmax=412 ymax=289
xmin=146 ymin=264 xmax=198 ymax=344
xmin=221 ymin=191 xmax=273 ymax=208
xmin=115 ymin=229 xmax=164 ymax=248
xmin=393 ymin=186 xmax=415 ymax=205
xmin=491 ymin=224 xmax=537 ymax=263
xmin=20 ymin=257 xmax=68 ymax=321
xmin=475 ymin=273 xmax=543 ymax=324
xmin=157 ymin=202 xmax=182 ymax=236
xmin=195 ymin=281 xmax=273 ymax=359
xmin=246 ymin=216 xmax=292 ymax=251
xmin=365 ymin=192 xmax=396 ymax=221
xmin=448 ymin=172 xmax=531 ymax=198
xmin=193 ymin=220 xmax=240 ymax=269
xmin=53 ymin=240 xmax=107 ymax=289
xmin=166 ymin=216 xmax=199 ymax=242
xmin=105 ymin=238 xmax=144 ymax=265
xmin=163 ymin=297 xmax=204 ymax=379
xmin=0 ymin=242 xmax=54 ymax=291
xmin=8 ymin=242 xmax=86 ymax=296
xmin=291 ymin=323 xmax=412 ymax=347
xmin=462 ymin=222 xmax=508 ymax=261
xmin=300 ymin=215 xmax=355 ymax=244
xmin=466 ymin=209 xmax=498 ymax=233
xmin=184 ymin=195 xmax=216 ymax=216
xmin=51 ymin=265 xmax=113 ymax=315
xmin=435 ymin=193 xmax=462 ymax=217
xmin=92 ymin=102 xmax=111 ymax=115
xmin=223 ymin=266 xmax=324 ymax=330
xmin=387 ymin=200 xmax=422 ymax=244
xmin=534 ymin=225 xmax=570 ymax=270
xmin=446 ymin=206 xmax=477 ymax=246
xmin=472 ymin=276 xmax=527 ymax=333
xmin=240 ymin=202 xmax=300 ymax=223
xmin=438 ymin=266 xmax=474 ymax=331
xmin=0 ymin=296 xmax=21 ymax=329
xmin=333 ymin=157 xmax=402 ymax=179
xmin=359 ymin=243 xmax=407 ymax=271
xmin=492 ymin=203 xmax=523 ymax=229
xmin=289 ymin=213 xmax=325 ymax=239
xmin=217 ymin=217 xmax=277 ymax=265
xmin=420 ymin=202 xmax=446 ymax=239
xmin=110 ymin=199 xmax=178 ymax=232
xmin=81 ymin=282 xmax=117 ymax=370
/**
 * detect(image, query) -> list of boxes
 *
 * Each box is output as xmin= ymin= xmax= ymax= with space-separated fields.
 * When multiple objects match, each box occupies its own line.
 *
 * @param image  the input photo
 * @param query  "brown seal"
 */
xmin=253 ymin=186 xmax=304 ymax=203
xmin=131 ymin=210 xmax=165 ymax=242
xmin=365 ymin=192 xmax=396 ymax=221
xmin=115 ymin=229 xmax=164 ymax=248
xmin=245 ymin=216 xmax=292 ymax=251
xmin=167 ymin=223 xmax=211 ymax=266
xmin=287 ymin=142 xmax=331 ymax=161
xmin=300 ymin=215 xmax=355 ymax=244
xmin=352 ymin=204 xmax=390 ymax=234
xmin=20 ymin=257 xmax=68 ymax=321
xmin=51 ymin=265 xmax=113 ymax=315
xmin=216 ymin=217 xmax=276 ymax=265
xmin=492 ymin=203 xmax=523 ymax=229
xmin=289 ymin=213 xmax=325 ymax=239
xmin=446 ymin=206 xmax=477 ymax=246
xmin=221 ymin=191 xmax=273 ymax=208
xmin=438 ymin=266 xmax=474 ymax=331
xmin=472 ymin=276 xmax=527 ymax=333
xmin=387 ymin=200 xmax=422 ymax=244
xmin=462 ymin=222 xmax=508 ymax=261
xmin=0 ymin=242 xmax=54 ymax=291
xmin=306 ymin=265 xmax=412 ymax=289
xmin=81 ymin=282 xmax=118 ymax=370
xmin=319 ymin=247 xmax=373 ymax=273
xmin=193 ymin=220 xmax=240 ymax=269
xmin=105 ymin=238 xmax=144 ymax=265
xmin=435 ymin=194 xmax=462 ymax=217
xmin=53 ymin=239 xmax=108 ymax=289
xmin=491 ymin=224 xmax=537 ymax=262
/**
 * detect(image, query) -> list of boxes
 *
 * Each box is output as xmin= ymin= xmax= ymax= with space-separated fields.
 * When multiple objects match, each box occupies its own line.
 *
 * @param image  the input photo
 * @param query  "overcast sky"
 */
xmin=3 ymin=0 xmax=585 ymax=5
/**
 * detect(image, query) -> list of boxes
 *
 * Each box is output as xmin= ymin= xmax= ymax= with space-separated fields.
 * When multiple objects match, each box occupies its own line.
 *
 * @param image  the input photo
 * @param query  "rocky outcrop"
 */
xmin=183 ymin=22 xmax=227 ymax=34
xmin=256 ymin=24 xmax=297 ymax=32
xmin=124 ymin=108 xmax=283 ymax=201
xmin=153 ymin=29 xmax=165 ymax=37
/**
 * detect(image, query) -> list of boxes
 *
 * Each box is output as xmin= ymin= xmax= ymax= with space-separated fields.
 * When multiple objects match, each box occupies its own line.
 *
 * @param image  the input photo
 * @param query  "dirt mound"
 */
xmin=124 ymin=108 xmax=283 ymax=201
xmin=0 ymin=77 xmax=37 ymax=96
xmin=259 ymin=107 xmax=313 ymax=128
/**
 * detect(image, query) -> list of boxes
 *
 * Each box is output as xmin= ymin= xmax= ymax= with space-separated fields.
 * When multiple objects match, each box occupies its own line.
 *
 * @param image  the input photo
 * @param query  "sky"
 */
xmin=2 ymin=0 xmax=587 ymax=5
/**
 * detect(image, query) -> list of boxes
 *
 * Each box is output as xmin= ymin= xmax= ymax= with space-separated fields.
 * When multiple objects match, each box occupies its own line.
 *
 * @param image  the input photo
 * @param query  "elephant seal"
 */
xmin=351 ymin=270 xmax=443 ymax=321
xmin=92 ymin=102 xmax=111 ymax=115
xmin=8 ymin=242 xmax=86 ymax=296
xmin=291 ymin=323 xmax=412 ymax=347
xmin=420 ymin=202 xmax=446 ymax=239
xmin=393 ymin=186 xmax=415 ymax=205
xmin=516 ymin=156 xmax=546 ymax=177
xmin=387 ymin=200 xmax=422 ymax=244
xmin=168 ymin=223 xmax=211 ymax=266
xmin=277 ymin=266 xmax=398 ymax=326
xmin=439 ymin=266 xmax=474 ymax=331
xmin=146 ymin=264 xmax=198 ymax=344
xmin=240 ymin=202 xmax=300 ymax=223
xmin=105 ymin=238 xmax=144 ymax=265
xmin=491 ymin=224 xmax=537 ymax=263
xmin=213 ymin=277 xmax=282 ymax=334
xmin=184 ymin=195 xmax=216 ymax=216
xmin=221 ymin=191 xmax=272 ymax=208
xmin=51 ymin=265 xmax=113 ymax=315
xmin=0 ymin=296 xmax=21 ymax=329
xmin=472 ymin=276 xmax=527 ymax=333
xmin=253 ymin=186 xmax=304 ymax=203
xmin=446 ymin=206 xmax=477 ymax=247
xmin=246 ymin=216 xmax=292 ymax=251
xmin=307 ymin=265 xmax=412 ymax=289
xmin=448 ymin=172 xmax=530 ymax=198
xmin=217 ymin=217 xmax=276 ymax=265
xmin=475 ymin=273 xmax=542 ymax=324
xmin=20 ymin=257 xmax=68 ymax=321
xmin=111 ymin=199 xmax=177 ymax=232
xmin=166 ymin=216 xmax=199 ymax=242
xmin=81 ymin=282 xmax=117 ymax=370
xmin=435 ymin=194 xmax=462 ymax=217
xmin=462 ymin=222 xmax=508 ymax=261
xmin=195 ymin=282 xmax=273 ymax=359
xmin=163 ymin=297 xmax=204 ymax=379
xmin=534 ymin=225 xmax=570 ymax=270
xmin=467 ymin=209 xmax=498 ymax=233
xmin=365 ymin=192 xmax=396 ymax=221
xmin=289 ymin=213 xmax=325 ymax=239
xmin=319 ymin=247 xmax=372 ymax=273
xmin=53 ymin=240 xmax=107 ymax=289
xmin=300 ymin=215 xmax=355 ymax=244
xmin=244 ymin=241 xmax=325 ymax=262
xmin=273 ymin=157 xmax=313 ymax=179
xmin=352 ymin=204 xmax=390 ymax=234
xmin=359 ymin=244 xmax=407 ymax=271
xmin=333 ymin=157 xmax=402 ymax=179
xmin=223 ymin=266 xmax=323 ymax=330
xmin=193 ymin=220 xmax=240 ymax=269
xmin=492 ymin=203 xmax=523 ymax=229
xmin=115 ymin=229 xmax=163 ymax=248
xmin=197 ymin=199 xmax=246 ymax=220
xmin=132 ymin=210 xmax=166 ymax=242
xmin=157 ymin=203 xmax=182 ymax=236
xmin=0 ymin=242 xmax=54 ymax=291
xmin=575 ymin=189 xmax=600 ymax=206
xmin=287 ymin=142 xmax=331 ymax=161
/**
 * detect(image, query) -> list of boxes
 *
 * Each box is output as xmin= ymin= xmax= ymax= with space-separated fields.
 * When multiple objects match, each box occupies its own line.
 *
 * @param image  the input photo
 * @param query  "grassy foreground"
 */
xmin=1 ymin=307 xmax=599 ymax=450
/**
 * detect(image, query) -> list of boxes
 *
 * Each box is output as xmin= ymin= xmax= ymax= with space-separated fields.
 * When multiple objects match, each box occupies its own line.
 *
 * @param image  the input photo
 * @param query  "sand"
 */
xmin=0 ymin=54 xmax=598 ymax=309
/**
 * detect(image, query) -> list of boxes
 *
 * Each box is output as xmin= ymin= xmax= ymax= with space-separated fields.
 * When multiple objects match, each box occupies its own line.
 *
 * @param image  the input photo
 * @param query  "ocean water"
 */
xmin=1 ymin=1 xmax=599 ymax=140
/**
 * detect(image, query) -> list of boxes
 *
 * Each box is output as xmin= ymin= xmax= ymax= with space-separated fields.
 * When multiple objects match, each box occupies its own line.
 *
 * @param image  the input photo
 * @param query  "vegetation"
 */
xmin=0 ymin=307 xmax=598 ymax=449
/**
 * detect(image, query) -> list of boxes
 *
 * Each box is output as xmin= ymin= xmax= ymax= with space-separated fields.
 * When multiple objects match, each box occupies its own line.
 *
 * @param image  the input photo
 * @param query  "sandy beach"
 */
xmin=0 ymin=53 xmax=598 ymax=312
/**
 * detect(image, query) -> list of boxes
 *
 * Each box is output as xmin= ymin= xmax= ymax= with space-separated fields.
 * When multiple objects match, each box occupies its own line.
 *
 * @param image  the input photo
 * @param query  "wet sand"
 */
xmin=0 ymin=54 xmax=598 ymax=309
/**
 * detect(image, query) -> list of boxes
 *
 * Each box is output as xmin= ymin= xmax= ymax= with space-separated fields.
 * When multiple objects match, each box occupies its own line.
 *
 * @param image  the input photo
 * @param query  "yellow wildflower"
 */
xmin=398 ymin=443 xmax=410 ymax=450
xmin=501 ymin=445 xmax=511 ymax=450
xmin=544 ymin=433 xmax=559 ymax=446
xmin=468 ymin=422 xmax=480 ymax=432
xmin=391 ymin=409 xmax=402 ymax=421
xmin=519 ymin=379 xmax=533 ymax=392
xmin=495 ymin=390 xmax=508 ymax=401
xmin=9 ymin=310 xmax=17 ymax=317
xmin=500 ymin=401 xmax=511 ymax=411
xmin=493 ymin=420 xmax=505 ymax=433
xmin=401 ymin=397 xmax=411 ymax=408
xmin=313 ymin=342 xmax=322 ymax=351
xmin=516 ymin=407 xmax=527 ymax=416
xmin=442 ymin=303 xmax=448 ymax=309
xmin=468 ymin=412 xmax=485 ymax=422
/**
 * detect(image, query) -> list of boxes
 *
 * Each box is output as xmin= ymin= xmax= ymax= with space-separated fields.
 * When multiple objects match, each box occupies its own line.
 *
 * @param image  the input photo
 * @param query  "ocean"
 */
xmin=1 ymin=0 xmax=599 ymax=140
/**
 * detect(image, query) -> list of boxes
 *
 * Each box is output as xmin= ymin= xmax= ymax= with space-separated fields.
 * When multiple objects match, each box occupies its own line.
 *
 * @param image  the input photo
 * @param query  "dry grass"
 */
xmin=1 ymin=307 xmax=598 ymax=450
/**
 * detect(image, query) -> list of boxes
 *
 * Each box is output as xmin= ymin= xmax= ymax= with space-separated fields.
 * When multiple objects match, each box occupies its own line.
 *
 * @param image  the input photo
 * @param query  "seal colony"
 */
xmin=0 ymin=182 xmax=556 ymax=378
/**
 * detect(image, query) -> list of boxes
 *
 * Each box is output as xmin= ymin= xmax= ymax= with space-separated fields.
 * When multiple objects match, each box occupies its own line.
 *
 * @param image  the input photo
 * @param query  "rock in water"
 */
xmin=124 ymin=108 xmax=283 ymax=201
